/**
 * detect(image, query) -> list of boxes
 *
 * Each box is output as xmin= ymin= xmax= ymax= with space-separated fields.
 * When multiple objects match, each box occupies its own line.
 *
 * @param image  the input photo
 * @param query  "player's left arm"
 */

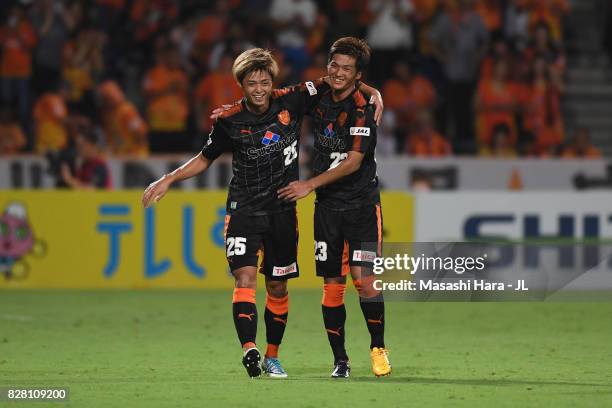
xmin=278 ymin=107 xmax=376 ymax=202
xmin=207 ymin=78 xmax=330 ymax=121
xmin=357 ymin=81 xmax=384 ymax=125
xmin=278 ymin=77 xmax=330 ymax=116
xmin=297 ymin=78 xmax=384 ymax=125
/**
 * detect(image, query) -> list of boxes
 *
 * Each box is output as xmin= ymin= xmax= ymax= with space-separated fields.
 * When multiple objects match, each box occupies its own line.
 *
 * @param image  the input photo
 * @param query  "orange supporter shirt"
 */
xmin=33 ymin=93 xmax=68 ymax=152
xmin=0 ymin=21 xmax=37 ymax=78
xmin=143 ymin=65 xmax=189 ymax=132
xmin=527 ymin=0 xmax=569 ymax=41
xmin=0 ymin=123 xmax=26 ymax=154
xmin=105 ymin=101 xmax=148 ymax=156
xmin=476 ymin=79 xmax=517 ymax=145
xmin=476 ymin=1 xmax=502 ymax=32
xmin=561 ymin=146 xmax=602 ymax=159
xmin=195 ymin=15 xmax=225 ymax=46
xmin=194 ymin=72 xmax=242 ymax=131
xmin=523 ymin=81 xmax=564 ymax=149
xmin=407 ymin=131 xmax=451 ymax=157
xmin=383 ymin=76 xmax=435 ymax=126
xmin=62 ymin=42 xmax=94 ymax=101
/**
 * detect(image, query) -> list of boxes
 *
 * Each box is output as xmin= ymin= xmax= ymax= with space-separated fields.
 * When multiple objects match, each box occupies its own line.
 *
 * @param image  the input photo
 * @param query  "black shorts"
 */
xmin=314 ymin=203 xmax=382 ymax=278
xmin=224 ymin=209 xmax=299 ymax=281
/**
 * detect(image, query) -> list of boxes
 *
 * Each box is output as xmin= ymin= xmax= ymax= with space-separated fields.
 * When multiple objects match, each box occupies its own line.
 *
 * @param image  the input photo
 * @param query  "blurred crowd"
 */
xmin=0 ymin=0 xmax=604 ymax=164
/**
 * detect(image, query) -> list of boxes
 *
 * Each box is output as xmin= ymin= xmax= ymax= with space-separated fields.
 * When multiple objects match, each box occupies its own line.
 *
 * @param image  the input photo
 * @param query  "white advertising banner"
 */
xmin=414 ymin=192 xmax=612 ymax=291
xmin=415 ymin=192 xmax=612 ymax=241
xmin=1 ymin=156 xmax=611 ymax=190
xmin=376 ymin=158 xmax=611 ymax=190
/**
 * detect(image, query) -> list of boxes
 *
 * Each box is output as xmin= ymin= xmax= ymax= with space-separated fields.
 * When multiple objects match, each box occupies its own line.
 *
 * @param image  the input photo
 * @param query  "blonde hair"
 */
xmin=232 ymin=48 xmax=279 ymax=84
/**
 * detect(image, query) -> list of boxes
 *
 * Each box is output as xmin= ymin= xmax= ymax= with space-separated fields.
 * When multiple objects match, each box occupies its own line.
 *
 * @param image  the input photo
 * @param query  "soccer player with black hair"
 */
xmin=278 ymin=37 xmax=391 ymax=378
xmin=143 ymin=48 xmax=383 ymax=379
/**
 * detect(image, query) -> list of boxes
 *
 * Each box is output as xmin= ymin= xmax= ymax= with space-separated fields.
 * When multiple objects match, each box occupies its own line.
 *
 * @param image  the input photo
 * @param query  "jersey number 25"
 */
xmin=284 ymin=141 xmax=298 ymax=166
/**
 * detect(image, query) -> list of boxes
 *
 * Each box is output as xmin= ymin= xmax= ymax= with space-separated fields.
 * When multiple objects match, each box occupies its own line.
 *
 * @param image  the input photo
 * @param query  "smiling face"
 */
xmin=0 ymin=214 xmax=33 ymax=258
xmin=327 ymin=53 xmax=362 ymax=94
xmin=240 ymin=70 xmax=273 ymax=113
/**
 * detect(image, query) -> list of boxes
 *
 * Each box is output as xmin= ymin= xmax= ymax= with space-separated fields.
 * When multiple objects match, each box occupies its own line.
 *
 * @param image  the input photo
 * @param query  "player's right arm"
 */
xmin=142 ymin=153 xmax=211 ymax=207
xmin=142 ymin=119 xmax=231 ymax=207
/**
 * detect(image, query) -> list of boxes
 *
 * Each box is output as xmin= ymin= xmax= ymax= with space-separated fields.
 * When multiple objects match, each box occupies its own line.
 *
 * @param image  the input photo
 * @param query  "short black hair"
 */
xmin=328 ymin=37 xmax=371 ymax=73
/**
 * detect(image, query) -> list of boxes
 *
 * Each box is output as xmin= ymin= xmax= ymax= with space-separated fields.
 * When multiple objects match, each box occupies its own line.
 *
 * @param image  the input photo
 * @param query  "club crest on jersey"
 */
xmin=278 ymin=110 xmax=290 ymax=125
xmin=350 ymin=127 xmax=370 ymax=137
xmin=337 ymin=112 xmax=347 ymax=127
xmin=324 ymin=123 xmax=336 ymax=138
xmin=262 ymin=130 xmax=281 ymax=145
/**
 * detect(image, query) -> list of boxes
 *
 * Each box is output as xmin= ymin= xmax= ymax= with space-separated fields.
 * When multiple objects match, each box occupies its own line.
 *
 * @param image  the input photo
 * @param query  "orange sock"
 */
xmin=322 ymin=283 xmax=346 ymax=307
xmin=265 ymin=344 xmax=279 ymax=358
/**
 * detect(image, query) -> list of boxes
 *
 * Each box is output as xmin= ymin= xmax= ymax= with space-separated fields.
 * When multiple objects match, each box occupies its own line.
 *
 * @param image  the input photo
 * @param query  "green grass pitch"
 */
xmin=1 ymin=290 xmax=611 ymax=407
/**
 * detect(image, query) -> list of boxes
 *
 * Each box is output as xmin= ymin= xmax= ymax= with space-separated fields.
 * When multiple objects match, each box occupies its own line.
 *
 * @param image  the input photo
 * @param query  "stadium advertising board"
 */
xmin=2 ymin=156 xmax=611 ymax=191
xmin=415 ymin=192 xmax=612 ymax=242
xmin=0 ymin=191 xmax=413 ymax=289
xmin=414 ymin=193 xmax=612 ymax=291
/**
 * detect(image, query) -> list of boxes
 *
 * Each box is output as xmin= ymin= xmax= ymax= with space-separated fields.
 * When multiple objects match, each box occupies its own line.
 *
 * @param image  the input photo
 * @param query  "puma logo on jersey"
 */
xmin=350 ymin=127 xmax=370 ymax=136
xmin=238 ymin=313 xmax=255 ymax=321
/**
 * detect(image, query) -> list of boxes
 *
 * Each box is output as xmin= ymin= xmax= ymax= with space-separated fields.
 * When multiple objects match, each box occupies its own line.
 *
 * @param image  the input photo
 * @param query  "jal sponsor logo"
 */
xmin=350 ymin=127 xmax=370 ymax=137
xmin=352 ymin=250 xmax=377 ymax=263
xmin=272 ymin=262 xmax=297 ymax=276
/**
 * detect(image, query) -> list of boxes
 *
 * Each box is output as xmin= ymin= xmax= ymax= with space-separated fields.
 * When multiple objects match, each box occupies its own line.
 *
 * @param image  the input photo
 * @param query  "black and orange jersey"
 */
xmin=201 ymin=79 xmax=328 ymax=215
xmin=310 ymin=88 xmax=380 ymax=211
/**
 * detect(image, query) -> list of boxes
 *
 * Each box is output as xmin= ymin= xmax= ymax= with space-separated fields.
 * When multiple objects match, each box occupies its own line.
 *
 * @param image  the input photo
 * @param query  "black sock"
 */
xmin=322 ymin=304 xmax=348 ymax=362
xmin=233 ymin=302 xmax=258 ymax=347
xmin=359 ymin=294 xmax=385 ymax=349
xmin=264 ymin=307 xmax=288 ymax=350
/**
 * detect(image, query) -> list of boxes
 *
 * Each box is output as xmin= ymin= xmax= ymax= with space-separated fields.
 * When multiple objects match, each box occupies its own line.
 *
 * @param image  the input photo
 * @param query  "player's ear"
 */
xmin=355 ymin=71 xmax=362 ymax=81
